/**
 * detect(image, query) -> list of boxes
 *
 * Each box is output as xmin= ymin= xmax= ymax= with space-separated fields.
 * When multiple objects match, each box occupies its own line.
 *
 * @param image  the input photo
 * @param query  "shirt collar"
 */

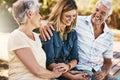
xmin=85 ymin=15 xmax=110 ymax=33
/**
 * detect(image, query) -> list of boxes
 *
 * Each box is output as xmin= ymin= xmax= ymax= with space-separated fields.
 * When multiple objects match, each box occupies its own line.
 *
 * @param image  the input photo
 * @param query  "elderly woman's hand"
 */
xmin=52 ymin=66 xmax=62 ymax=78
xmin=54 ymin=63 xmax=70 ymax=73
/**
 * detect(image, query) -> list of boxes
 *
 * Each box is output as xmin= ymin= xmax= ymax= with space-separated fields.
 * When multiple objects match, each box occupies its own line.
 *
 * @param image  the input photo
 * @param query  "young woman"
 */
xmin=7 ymin=0 xmax=61 ymax=80
xmin=42 ymin=0 xmax=88 ymax=80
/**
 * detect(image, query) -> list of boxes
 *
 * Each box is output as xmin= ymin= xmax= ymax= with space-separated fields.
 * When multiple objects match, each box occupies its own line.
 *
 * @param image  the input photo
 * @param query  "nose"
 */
xmin=96 ymin=11 xmax=101 ymax=17
xmin=39 ymin=14 xmax=42 ymax=20
xmin=69 ymin=16 xmax=74 ymax=22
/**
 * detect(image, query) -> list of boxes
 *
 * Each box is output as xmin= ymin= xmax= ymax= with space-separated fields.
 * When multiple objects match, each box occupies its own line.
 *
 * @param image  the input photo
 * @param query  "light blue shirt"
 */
xmin=74 ymin=15 xmax=113 ymax=71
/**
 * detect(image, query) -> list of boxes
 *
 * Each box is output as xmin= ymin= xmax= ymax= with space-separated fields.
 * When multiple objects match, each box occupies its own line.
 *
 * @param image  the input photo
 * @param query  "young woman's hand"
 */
xmin=55 ymin=63 xmax=70 ymax=73
xmin=69 ymin=70 xmax=90 ymax=80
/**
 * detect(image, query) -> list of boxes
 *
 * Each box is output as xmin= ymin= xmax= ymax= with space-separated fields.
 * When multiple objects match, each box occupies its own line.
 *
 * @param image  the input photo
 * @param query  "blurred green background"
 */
xmin=0 ymin=0 xmax=120 ymax=32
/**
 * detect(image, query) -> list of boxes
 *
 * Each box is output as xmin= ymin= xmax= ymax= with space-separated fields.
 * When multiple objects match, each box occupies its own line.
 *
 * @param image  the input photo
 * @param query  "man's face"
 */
xmin=91 ymin=2 xmax=109 ymax=25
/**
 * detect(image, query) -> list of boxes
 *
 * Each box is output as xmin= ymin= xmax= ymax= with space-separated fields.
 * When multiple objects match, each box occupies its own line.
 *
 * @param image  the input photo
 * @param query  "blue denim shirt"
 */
xmin=42 ymin=29 xmax=79 ymax=66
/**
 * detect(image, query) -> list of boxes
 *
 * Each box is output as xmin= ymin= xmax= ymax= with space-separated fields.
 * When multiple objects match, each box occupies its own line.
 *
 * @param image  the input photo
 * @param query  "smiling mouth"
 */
xmin=94 ymin=16 xmax=101 ymax=22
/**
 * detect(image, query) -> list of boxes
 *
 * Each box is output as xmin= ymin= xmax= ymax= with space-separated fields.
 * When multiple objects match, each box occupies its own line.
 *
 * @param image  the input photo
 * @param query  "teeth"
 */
xmin=95 ymin=16 xmax=100 ymax=21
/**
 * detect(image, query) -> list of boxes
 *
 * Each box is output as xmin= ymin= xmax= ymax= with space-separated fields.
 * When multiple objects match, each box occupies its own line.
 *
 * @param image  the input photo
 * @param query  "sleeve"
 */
xmin=103 ymin=42 xmax=113 ymax=59
xmin=103 ymin=35 xmax=113 ymax=58
xmin=42 ymin=36 xmax=55 ymax=66
xmin=8 ymin=31 xmax=30 ymax=51
xmin=69 ymin=30 xmax=79 ymax=62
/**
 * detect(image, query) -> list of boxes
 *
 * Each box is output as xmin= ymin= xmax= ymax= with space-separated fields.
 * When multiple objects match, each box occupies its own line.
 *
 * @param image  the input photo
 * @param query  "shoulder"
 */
xmin=70 ymin=29 xmax=77 ymax=34
xmin=9 ymin=29 xmax=22 ymax=40
xmin=76 ymin=16 xmax=89 ymax=28
xmin=69 ymin=29 xmax=77 ymax=39
xmin=77 ymin=15 xmax=88 ymax=21
xmin=104 ymin=23 xmax=114 ymax=37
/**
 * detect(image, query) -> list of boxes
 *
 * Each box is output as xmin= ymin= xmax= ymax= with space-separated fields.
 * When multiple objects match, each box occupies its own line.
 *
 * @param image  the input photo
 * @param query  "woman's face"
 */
xmin=31 ymin=8 xmax=42 ymax=28
xmin=61 ymin=9 xmax=77 ymax=26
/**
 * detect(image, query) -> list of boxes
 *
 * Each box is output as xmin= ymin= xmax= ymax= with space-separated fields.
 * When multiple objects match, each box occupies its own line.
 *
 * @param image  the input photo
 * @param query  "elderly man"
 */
xmin=40 ymin=0 xmax=117 ymax=80
xmin=73 ymin=0 xmax=115 ymax=80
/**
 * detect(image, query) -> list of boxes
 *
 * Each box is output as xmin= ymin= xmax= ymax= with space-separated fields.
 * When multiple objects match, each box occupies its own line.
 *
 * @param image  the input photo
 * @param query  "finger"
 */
xmin=56 ymin=64 xmax=64 ymax=68
xmin=40 ymin=28 xmax=47 ymax=41
xmin=95 ymin=76 xmax=103 ymax=80
xmin=93 ymin=71 xmax=101 ymax=76
xmin=43 ymin=27 xmax=51 ymax=40
xmin=47 ymin=25 xmax=53 ymax=36
xmin=69 ymin=70 xmax=78 ymax=74
xmin=70 ymin=70 xmax=81 ymax=74
xmin=50 ymin=24 xmax=55 ymax=31
xmin=58 ymin=67 xmax=66 ymax=72
xmin=55 ymin=66 xmax=62 ymax=70
xmin=57 ymin=63 xmax=64 ymax=65
xmin=49 ymin=22 xmax=55 ymax=31
xmin=77 ymin=74 xmax=89 ymax=80
xmin=46 ymin=23 xmax=53 ymax=36
xmin=94 ymin=74 xmax=103 ymax=80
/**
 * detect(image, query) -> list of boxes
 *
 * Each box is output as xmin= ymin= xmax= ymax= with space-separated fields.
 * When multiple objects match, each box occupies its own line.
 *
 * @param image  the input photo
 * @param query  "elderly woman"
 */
xmin=7 ymin=0 xmax=61 ymax=80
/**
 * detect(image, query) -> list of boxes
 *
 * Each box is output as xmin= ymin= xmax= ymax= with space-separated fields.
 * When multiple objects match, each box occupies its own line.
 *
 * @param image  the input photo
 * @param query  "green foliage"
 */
xmin=0 ymin=0 xmax=120 ymax=32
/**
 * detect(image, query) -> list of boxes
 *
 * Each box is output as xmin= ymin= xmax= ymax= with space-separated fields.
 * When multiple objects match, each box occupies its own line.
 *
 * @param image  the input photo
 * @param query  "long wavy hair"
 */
xmin=49 ymin=0 xmax=77 ymax=33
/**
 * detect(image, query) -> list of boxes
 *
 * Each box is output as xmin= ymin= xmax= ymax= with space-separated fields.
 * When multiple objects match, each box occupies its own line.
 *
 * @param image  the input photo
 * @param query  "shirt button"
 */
xmin=91 ymin=63 xmax=94 ymax=67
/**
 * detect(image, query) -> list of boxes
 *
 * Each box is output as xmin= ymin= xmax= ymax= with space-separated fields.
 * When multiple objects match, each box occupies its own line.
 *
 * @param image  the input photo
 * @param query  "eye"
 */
xmin=65 ymin=15 xmax=70 ymax=18
xmin=101 ymin=11 xmax=106 ymax=16
xmin=73 ymin=15 xmax=76 ymax=18
xmin=95 ymin=8 xmax=99 ymax=12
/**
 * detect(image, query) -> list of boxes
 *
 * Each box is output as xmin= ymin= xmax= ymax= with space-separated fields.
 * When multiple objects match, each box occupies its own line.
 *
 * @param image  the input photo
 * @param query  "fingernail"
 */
xmin=48 ymin=37 xmax=50 ymax=40
xmin=44 ymin=39 xmax=46 ymax=41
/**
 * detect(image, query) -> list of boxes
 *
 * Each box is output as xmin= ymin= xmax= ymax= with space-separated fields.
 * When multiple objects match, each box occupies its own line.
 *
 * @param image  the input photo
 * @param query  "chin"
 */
xmin=66 ymin=23 xmax=71 ymax=26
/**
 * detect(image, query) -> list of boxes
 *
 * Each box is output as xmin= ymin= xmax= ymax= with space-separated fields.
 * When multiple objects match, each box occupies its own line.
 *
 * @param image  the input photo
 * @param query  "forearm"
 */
xmin=33 ymin=65 xmax=58 ymax=79
xmin=102 ymin=58 xmax=112 ymax=75
xmin=62 ymin=71 xmax=77 ymax=80
xmin=15 ymin=49 xmax=59 ymax=79
xmin=67 ymin=59 xmax=77 ymax=70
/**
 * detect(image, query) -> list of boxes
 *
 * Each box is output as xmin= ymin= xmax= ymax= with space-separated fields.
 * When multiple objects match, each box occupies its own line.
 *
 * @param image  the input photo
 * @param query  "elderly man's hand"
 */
xmin=39 ymin=20 xmax=55 ymax=41
xmin=93 ymin=70 xmax=107 ymax=80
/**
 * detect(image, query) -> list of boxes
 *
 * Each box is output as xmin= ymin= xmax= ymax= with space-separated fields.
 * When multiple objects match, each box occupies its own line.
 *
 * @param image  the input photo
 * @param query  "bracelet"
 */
xmin=67 ymin=63 xmax=71 ymax=70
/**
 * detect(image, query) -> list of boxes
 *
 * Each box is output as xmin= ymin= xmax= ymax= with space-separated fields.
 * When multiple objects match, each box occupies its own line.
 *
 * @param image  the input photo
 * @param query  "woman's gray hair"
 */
xmin=96 ymin=0 xmax=112 ymax=16
xmin=12 ymin=0 xmax=39 ymax=25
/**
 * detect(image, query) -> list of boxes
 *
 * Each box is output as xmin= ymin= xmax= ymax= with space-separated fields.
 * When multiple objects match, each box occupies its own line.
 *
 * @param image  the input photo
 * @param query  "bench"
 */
xmin=110 ymin=51 xmax=120 ymax=76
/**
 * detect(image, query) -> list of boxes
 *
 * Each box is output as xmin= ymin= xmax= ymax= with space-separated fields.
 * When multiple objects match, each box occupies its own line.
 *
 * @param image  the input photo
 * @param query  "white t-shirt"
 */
xmin=8 ymin=29 xmax=48 ymax=80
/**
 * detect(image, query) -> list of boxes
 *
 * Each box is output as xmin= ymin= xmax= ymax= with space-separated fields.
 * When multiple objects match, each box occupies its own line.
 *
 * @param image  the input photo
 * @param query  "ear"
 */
xmin=26 ymin=10 xmax=32 ymax=19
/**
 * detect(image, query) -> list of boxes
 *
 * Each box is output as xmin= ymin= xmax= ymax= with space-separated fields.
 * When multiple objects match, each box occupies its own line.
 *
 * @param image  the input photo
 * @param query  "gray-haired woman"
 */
xmin=7 ymin=0 xmax=61 ymax=80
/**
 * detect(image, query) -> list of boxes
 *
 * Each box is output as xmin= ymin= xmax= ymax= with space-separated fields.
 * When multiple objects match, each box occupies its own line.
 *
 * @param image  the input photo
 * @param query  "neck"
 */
xmin=92 ymin=22 xmax=104 ymax=30
xmin=19 ymin=24 xmax=32 ymax=32
xmin=61 ymin=24 xmax=66 ymax=32
xmin=18 ymin=24 xmax=35 ymax=40
xmin=92 ymin=23 xmax=104 ymax=39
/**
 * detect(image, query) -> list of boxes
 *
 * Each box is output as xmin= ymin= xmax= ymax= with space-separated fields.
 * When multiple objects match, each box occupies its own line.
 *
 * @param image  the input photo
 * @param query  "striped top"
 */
xmin=74 ymin=15 xmax=113 ymax=71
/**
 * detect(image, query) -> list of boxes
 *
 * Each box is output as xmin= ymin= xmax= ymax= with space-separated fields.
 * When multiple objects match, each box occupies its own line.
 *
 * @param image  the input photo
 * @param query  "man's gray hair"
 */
xmin=96 ymin=0 xmax=112 ymax=16
xmin=12 ymin=0 xmax=39 ymax=25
